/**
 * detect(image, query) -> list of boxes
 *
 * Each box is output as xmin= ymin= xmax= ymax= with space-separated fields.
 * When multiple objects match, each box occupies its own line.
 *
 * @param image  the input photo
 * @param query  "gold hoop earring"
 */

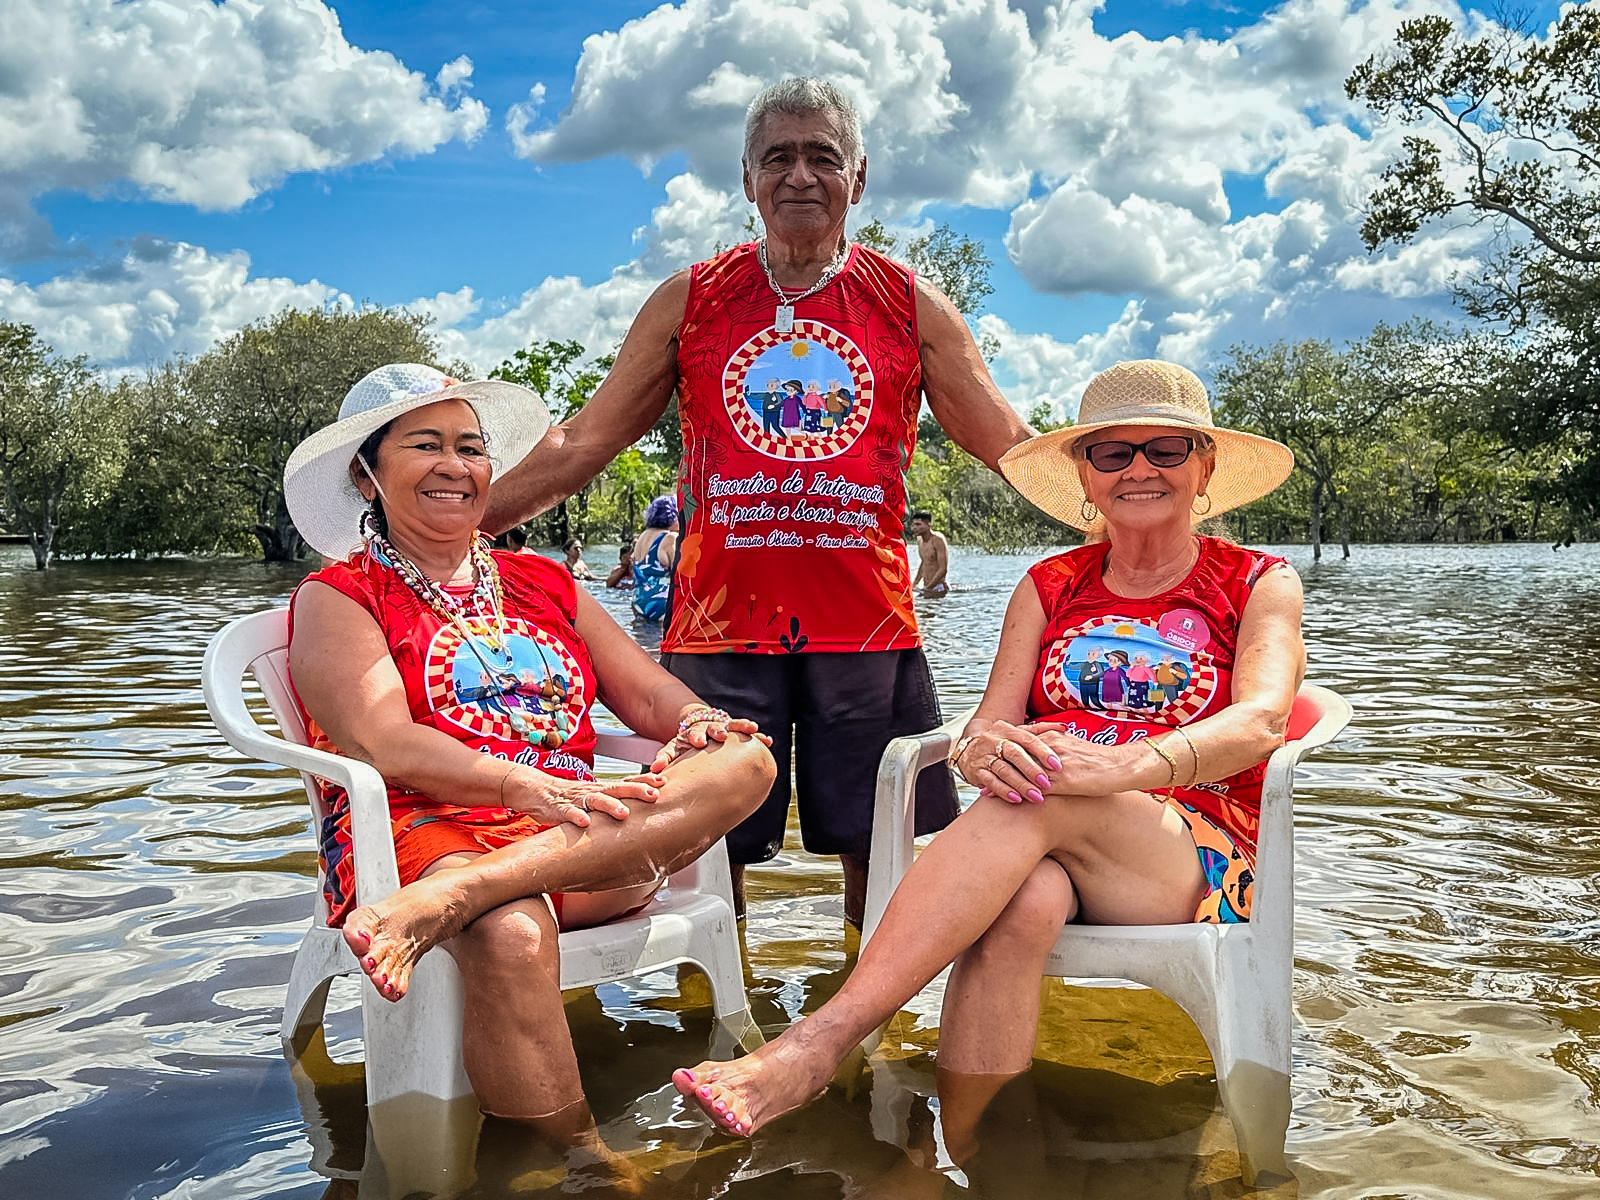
xmin=1079 ymin=499 xmax=1098 ymax=524
xmin=1192 ymin=494 xmax=1213 ymax=516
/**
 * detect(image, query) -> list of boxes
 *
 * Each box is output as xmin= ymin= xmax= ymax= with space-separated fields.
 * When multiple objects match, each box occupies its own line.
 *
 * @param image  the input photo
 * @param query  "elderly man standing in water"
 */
xmin=487 ymin=78 xmax=1031 ymax=928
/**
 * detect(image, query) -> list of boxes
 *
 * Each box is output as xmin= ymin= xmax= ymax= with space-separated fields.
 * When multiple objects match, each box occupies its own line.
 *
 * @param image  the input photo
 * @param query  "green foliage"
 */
xmin=59 ymin=364 xmax=257 ymax=559
xmin=854 ymin=219 xmax=993 ymax=317
xmin=1347 ymin=7 xmax=1600 ymax=526
xmin=184 ymin=306 xmax=438 ymax=560
xmin=489 ymin=338 xmax=629 ymax=546
xmin=1216 ymin=323 xmax=1591 ymax=548
xmin=0 ymin=323 xmax=130 ymax=569
xmin=907 ymin=437 xmax=1074 ymax=551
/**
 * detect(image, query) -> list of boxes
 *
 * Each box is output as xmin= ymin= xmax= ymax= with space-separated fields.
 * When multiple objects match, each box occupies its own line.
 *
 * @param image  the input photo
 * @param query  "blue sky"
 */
xmin=0 ymin=0 xmax=1567 ymax=417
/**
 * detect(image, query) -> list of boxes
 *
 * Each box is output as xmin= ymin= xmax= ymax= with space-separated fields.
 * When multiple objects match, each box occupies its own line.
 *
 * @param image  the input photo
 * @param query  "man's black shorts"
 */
xmin=661 ymin=648 xmax=959 ymax=862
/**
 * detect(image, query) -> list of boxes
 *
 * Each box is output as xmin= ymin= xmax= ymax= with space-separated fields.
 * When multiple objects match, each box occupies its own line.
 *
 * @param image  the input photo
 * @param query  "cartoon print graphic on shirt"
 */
xmin=723 ymin=320 xmax=874 ymax=461
xmin=424 ymin=620 xmax=588 ymax=748
xmin=1042 ymin=609 xmax=1218 ymax=723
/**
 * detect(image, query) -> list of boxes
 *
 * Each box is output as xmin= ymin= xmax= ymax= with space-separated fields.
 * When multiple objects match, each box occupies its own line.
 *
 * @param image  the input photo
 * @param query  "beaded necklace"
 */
xmin=367 ymin=529 xmax=508 ymax=649
xmin=366 ymin=530 xmax=554 ymax=742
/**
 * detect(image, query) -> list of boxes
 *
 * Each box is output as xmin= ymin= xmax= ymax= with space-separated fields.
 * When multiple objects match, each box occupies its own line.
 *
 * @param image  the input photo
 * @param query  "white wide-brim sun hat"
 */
xmin=1000 ymin=359 xmax=1295 ymax=532
xmin=284 ymin=363 xmax=551 ymax=560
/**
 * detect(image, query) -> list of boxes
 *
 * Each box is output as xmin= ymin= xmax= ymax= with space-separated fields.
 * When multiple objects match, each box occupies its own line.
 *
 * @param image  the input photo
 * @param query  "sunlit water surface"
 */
xmin=1 ymin=542 xmax=1598 ymax=1199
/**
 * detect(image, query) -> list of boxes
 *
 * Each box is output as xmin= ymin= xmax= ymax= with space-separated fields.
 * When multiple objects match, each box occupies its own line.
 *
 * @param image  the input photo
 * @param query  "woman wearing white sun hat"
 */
xmin=283 ymin=363 xmax=775 ymax=1137
xmin=672 ymin=359 xmax=1307 ymax=1144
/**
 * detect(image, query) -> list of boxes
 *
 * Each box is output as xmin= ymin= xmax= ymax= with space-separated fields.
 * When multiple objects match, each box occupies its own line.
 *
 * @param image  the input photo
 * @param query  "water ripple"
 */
xmin=3 ymin=542 xmax=1600 ymax=1197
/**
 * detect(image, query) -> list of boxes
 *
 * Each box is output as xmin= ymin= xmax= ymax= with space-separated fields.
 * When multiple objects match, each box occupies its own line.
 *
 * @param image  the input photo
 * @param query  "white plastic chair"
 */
xmin=201 ymin=607 xmax=752 ymax=1111
xmin=862 ymin=684 xmax=1352 ymax=1186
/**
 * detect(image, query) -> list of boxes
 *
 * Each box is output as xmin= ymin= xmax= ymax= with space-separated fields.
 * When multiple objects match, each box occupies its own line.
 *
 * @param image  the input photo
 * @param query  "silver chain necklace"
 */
xmin=757 ymin=237 xmax=849 ymax=333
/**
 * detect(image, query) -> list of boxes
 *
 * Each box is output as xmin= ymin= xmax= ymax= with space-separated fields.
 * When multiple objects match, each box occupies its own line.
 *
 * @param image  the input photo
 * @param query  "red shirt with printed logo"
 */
xmin=288 ymin=548 xmax=600 ymax=922
xmin=1025 ymin=537 xmax=1288 ymax=850
xmin=665 ymin=241 xmax=923 ymax=654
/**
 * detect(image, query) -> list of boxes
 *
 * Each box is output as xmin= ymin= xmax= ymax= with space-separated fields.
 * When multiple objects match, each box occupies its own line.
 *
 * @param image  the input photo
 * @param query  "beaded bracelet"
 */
xmin=678 ymin=706 xmax=732 ymax=735
xmin=1145 ymin=736 xmax=1179 ymax=786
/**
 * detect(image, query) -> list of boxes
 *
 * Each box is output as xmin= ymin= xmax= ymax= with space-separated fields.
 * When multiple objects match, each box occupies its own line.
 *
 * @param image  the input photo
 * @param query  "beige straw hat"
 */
xmin=1000 ymin=359 xmax=1294 ymax=532
xmin=284 ymin=363 xmax=551 ymax=560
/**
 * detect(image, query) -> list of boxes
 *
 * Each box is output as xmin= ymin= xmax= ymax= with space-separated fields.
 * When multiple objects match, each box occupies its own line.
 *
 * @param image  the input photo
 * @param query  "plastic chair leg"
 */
xmin=1211 ymin=940 xmax=1292 ymax=1185
xmin=1216 ymin=1057 xmax=1291 ymax=1186
xmin=281 ymin=926 xmax=347 ymax=1050
xmin=360 ymin=954 xmax=474 ymax=1105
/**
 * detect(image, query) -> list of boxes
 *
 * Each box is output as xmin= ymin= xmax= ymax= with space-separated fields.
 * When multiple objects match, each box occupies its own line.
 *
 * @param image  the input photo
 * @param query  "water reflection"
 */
xmin=1 ymin=543 xmax=1599 ymax=1197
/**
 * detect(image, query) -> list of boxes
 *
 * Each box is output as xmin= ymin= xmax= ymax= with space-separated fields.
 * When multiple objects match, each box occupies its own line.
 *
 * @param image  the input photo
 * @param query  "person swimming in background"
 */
xmin=606 ymin=544 xmax=635 ymax=588
xmin=562 ymin=537 xmax=594 ymax=580
xmin=632 ymin=495 xmax=679 ymax=624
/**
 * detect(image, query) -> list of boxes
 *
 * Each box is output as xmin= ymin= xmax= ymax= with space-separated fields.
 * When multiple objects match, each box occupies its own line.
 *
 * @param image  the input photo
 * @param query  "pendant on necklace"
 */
xmin=509 ymin=711 xmax=530 ymax=734
xmin=774 ymin=305 xmax=795 ymax=333
xmin=468 ymin=623 xmax=505 ymax=656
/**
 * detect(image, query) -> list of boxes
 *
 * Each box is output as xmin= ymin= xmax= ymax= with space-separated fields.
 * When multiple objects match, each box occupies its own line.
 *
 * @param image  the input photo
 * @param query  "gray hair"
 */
xmin=743 ymin=78 xmax=864 ymax=168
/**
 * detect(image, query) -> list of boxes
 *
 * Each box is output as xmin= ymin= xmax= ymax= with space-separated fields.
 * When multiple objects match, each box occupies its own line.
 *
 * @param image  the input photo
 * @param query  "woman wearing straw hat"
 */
xmin=284 ymin=363 xmax=775 ymax=1136
xmin=672 ymin=359 xmax=1305 ymax=1139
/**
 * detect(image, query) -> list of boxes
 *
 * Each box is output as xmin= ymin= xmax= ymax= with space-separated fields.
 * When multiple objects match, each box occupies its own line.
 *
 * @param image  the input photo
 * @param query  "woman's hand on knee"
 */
xmin=506 ymin=769 xmax=664 ymax=826
xmin=650 ymin=714 xmax=772 ymax=772
xmin=954 ymin=721 xmax=1065 ymax=804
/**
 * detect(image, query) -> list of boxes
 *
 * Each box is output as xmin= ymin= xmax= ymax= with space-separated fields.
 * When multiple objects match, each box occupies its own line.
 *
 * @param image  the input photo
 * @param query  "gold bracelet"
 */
xmin=1145 ymin=737 xmax=1179 ymax=786
xmin=1170 ymin=726 xmax=1200 ymax=785
xmin=498 ymin=760 xmax=518 ymax=806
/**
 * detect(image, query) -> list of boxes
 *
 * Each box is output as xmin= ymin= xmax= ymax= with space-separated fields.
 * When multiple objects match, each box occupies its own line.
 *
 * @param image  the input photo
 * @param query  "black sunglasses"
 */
xmin=1081 ymin=435 xmax=1197 ymax=472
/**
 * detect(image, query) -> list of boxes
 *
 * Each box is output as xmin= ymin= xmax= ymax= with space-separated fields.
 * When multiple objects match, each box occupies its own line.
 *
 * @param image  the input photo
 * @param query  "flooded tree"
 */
xmin=1348 ymin=7 xmax=1600 ymax=533
xmin=184 ymin=306 xmax=438 ymax=561
xmin=0 ymin=323 xmax=129 ymax=570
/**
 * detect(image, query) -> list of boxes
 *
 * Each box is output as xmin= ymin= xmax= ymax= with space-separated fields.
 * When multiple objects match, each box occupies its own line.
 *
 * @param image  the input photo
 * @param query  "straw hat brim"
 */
xmin=284 ymin=378 xmax=551 ymax=560
xmin=1000 ymin=416 xmax=1294 ymax=532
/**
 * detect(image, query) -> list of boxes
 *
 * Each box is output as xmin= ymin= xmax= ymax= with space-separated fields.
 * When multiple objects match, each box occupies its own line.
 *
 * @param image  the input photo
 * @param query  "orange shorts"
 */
xmin=322 ymin=799 xmax=562 ymax=926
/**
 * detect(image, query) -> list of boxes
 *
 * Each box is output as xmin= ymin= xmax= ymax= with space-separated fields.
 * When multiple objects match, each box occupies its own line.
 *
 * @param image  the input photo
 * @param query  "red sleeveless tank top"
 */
xmin=666 ymin=241 xmax=923 ymax=654
xmin=290 ymin=548 xmax=601 ymax=803
xmin=1026 ymin=537 xmax=1288 ymax=849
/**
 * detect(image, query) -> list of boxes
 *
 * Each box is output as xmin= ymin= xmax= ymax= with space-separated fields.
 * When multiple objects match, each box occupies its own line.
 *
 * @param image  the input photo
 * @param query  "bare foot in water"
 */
xmin=340 ymin=873 xmax=472 ymax=1001
xmin=672 ymin=1031 xmax=839 ymax=1136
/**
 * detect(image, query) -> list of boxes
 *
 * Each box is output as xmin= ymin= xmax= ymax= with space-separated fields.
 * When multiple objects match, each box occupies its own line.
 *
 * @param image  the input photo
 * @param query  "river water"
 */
xmin=1 ymin=542 xmax=1597 ymax=1199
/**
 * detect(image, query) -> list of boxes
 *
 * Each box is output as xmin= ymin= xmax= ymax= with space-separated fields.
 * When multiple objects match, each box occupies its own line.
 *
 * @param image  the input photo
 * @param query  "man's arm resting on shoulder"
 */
xmin=484 ymin=271 xmax=690 ymax=534
xmin=915 ymin=277 xmax=1034 ymax=473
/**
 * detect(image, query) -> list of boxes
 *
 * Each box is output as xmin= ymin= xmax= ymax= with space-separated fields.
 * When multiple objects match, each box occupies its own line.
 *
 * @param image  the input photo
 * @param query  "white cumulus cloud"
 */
xmin=0 ymin=238 xmax=346 ymax=365
xmin=0 ymin=0 xmax=487 ymax=258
